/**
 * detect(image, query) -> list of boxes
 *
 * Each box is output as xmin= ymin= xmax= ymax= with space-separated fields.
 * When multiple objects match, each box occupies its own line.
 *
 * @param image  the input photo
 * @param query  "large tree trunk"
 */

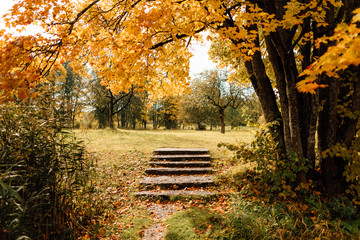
xmin=336 ymin=67 xmax=360 ymax=147
xmin=108 ymin=107 xmax=114 ymax=129
xmin=108 ymin=90 xmax=115 ymax=129
xmin=241 ymin=28 xmax=287 ymax=158
xmin=318 ymin=67 xmax=360 ymax=195
xmin=121 ymin=110 xmax=127 ymax=128
xmin=318 ymin=77 xmax=343 ymax=194
xmin=261 ymin=0 xmax=322 ymax=185
xmin=265 ymin=35 xmax=292 ymax=151
xmin=274 ymin=31 xmax=308 ymax=183
xmin=219 ymin=108 xmax=225 ymax=134
xmin=216 ymin=0 xmax=360 ymax=195
xmin=298 ymin=19 xmax=319 ymax=173
xmin=313 ymin=4 xmax=346 ymax=194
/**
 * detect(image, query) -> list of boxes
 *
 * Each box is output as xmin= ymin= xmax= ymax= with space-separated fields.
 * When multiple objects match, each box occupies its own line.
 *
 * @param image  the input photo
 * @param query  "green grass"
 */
xmin=165 ymin=208 xmax=223 ymax=240
xmin=74 ymin=128 xmax=256 ymax=164
xmin=165 ymin=196 xmax=359 ymax=240
xmin=70 ymin=128 xmax=359 ymax=239
xmin=71 ymin=128 xmax=256 ymax=239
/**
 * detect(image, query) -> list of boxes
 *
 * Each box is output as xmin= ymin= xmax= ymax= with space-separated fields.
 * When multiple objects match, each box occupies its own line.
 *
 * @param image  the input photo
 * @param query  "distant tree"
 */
xmin=161 ymin=96 xmax=179 ymax=129
xmin=148 ymin=96 xmax=180 ymax=130
xmin=128 ymin=92 xmax=146 ymax=129
xmin=87 ymin=72 xmax=133 ymax=129
xmin=227 ymin=107 xmax=245 ymax=128
xmin=149 ymin=101 xmax=159 ymax=130
xmin=242 ymin=92 xmax=262 ymax=125
xmin=179 ymin=81 xmax=218 ymax=130
xmin=140 ymin=92 xmax=151 ymax=129
xmin=36 ymin=61 xmax=85 ymax=127
xmin=226 ymin=93 xmax=262 ymax=128
xmin=59 ymin=61 xmax=85 ymax=128
xmin=196 ymin=69 xmax=244 ymax=134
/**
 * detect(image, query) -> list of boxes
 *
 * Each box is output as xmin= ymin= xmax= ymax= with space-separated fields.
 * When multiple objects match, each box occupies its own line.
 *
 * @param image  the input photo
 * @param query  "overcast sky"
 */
xmin=0 ymin=0 xmax=217 ymax=78
xmin=0 ymin=0 xmax=13 ymax=28
xmin=189 ymin=36 xmax=218 ymax=77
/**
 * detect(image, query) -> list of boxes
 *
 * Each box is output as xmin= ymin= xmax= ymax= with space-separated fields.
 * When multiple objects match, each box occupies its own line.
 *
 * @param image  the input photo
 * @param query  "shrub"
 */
xmin=219 ymin=123 xmax=308 ymax=198
xmin=0 ymin=102 xmax=92 ymax=239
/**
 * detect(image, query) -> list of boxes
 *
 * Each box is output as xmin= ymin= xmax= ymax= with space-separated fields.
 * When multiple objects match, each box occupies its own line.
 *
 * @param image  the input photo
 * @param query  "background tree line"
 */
xmin=48 ymin=63 xmax=261 ymax=132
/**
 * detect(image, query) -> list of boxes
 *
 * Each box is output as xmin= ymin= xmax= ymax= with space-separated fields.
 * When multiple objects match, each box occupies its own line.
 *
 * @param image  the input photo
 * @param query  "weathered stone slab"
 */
xmin=136 ymin=148 xmax=215 ymax=199
xmin=151 ymin=155 xmax=211 ymax=161
xmin=154 ymin=148 xmax=209 ymax=155
xmin=140 ymin=175 xmax=214 ymax=187
xmin=134 ymin=190 xmax=216 ymax=197
xmin=145 ymin=167 xmax=212 ymax=175
xmin=149 ymin=161 xmax=211 ymax=168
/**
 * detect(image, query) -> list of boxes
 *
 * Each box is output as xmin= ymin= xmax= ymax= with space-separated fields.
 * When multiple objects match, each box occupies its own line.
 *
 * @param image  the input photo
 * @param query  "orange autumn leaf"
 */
xmin=297 ymin=8 xmax=360 ymax=94
xmin=297 ymin=81 xmax=327 ymax=94
xmin=0 ymin=0 xmax=358 ymax=99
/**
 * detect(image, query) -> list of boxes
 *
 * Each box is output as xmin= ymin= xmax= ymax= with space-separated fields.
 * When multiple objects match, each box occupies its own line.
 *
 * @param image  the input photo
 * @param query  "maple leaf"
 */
xmin=297 ymin=8 xmax=360 ymax=94
xmin=297 ymin=81 xmax=327 ymax=94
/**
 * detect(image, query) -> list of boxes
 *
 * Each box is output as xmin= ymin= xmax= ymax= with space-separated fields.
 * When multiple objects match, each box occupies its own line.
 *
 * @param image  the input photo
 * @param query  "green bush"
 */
xmin=219 ymin=124 xmax=308 ymax=198
xmin=0 ymin=102 xmax=92 ymax=239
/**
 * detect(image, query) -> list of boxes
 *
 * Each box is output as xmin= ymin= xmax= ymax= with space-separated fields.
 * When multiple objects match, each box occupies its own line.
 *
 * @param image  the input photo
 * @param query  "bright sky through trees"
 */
xmin=0 ymin=1 xmax=13 ymax=28
xmin=189 ymin=34 xmax=218 ymax=77
xmin=0 ymin=0 xmax=43 ymax=35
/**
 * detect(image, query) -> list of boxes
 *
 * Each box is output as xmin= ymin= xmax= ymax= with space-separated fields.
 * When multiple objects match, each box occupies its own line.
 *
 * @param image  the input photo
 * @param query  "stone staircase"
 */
xmin=135 ymin=148 xmax=216 ymax=197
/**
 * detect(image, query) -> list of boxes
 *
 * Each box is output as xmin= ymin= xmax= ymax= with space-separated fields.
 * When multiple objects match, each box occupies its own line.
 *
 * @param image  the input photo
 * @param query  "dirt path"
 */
xmin=139 ymin=148 xmax=215 ymax=239
xmin=142 ymin=204 xmax=179 ymax=240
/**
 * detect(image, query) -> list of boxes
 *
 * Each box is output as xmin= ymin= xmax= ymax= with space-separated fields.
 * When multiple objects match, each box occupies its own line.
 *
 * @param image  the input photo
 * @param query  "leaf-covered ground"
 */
xmin=75 ymin=150 xmax=233 ymax=239
xmin=73 ymin=128 xmax=247 ymax=239
xmin=73 ymin=129 xmax=359 ymax=239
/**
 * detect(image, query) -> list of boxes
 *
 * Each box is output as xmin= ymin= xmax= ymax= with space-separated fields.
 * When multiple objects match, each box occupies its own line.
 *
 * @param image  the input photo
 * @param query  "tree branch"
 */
xmin=150 ymin=26 xmax=206 ymax=49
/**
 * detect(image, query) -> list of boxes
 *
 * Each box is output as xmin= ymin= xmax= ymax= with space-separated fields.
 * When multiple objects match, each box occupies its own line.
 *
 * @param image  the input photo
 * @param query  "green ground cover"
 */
xmin=72 ymin=128 xmax=359 ymax=239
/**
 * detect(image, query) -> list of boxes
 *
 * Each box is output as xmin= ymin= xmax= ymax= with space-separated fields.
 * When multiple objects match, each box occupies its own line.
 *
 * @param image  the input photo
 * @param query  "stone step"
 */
xmin=145 ymin=167 xmax=212 ymax=175
xmin=149 ymin=161 xmax=211 ymax=168
xmin=140 ymin=175 xmax=214 ymax=188
xmin=134 ymin=190 xmax=216 ymax=197
xmin=154 ymin=148 xmax=209 ymax=156
xmin=151 ymin=155 xmax=211 ymax=161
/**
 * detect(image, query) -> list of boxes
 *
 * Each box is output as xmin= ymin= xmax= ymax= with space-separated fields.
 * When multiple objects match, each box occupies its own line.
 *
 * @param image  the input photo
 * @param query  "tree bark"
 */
xmin=337 ymin=69 xmax=360 ymax=147
xmin=318 ymin=74 xmax=343 ymax=194
xmin=108 ymin=91 xmax=114 ymax=129
xmin=265 ymin=35 xmax=291 ymax=151
xmin=242 ymin=31 xmax=286 ymax=158
xmin=121 ymin=110 xmax=127 ymax=128
xmin=213 ymin=0 xmax=360 ymax=195
xmin=219 ymin=108 xmax=225 ymax=134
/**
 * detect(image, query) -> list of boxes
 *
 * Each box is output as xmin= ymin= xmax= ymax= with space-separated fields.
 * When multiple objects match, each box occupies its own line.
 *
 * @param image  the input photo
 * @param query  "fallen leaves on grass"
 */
xmin=75 ymin=150 xmax=153 ymax=239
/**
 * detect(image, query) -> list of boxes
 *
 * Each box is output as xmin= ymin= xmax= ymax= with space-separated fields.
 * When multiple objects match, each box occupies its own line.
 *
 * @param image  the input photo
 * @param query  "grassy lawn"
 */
xmin=71 ymin=127 xmax=255 ymax=239
xmin=72 ymin=128 xmax=359 ymax=239
xmin=75 ymin=127 xmax=256 ymax=163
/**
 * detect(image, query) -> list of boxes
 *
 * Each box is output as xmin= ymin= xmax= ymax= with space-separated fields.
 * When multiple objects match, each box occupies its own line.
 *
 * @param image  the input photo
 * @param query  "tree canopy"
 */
xmin=1 ymin=0 xmax=356 ymax=100
xmin=193 ymin=69 xmax=244 ymax=133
